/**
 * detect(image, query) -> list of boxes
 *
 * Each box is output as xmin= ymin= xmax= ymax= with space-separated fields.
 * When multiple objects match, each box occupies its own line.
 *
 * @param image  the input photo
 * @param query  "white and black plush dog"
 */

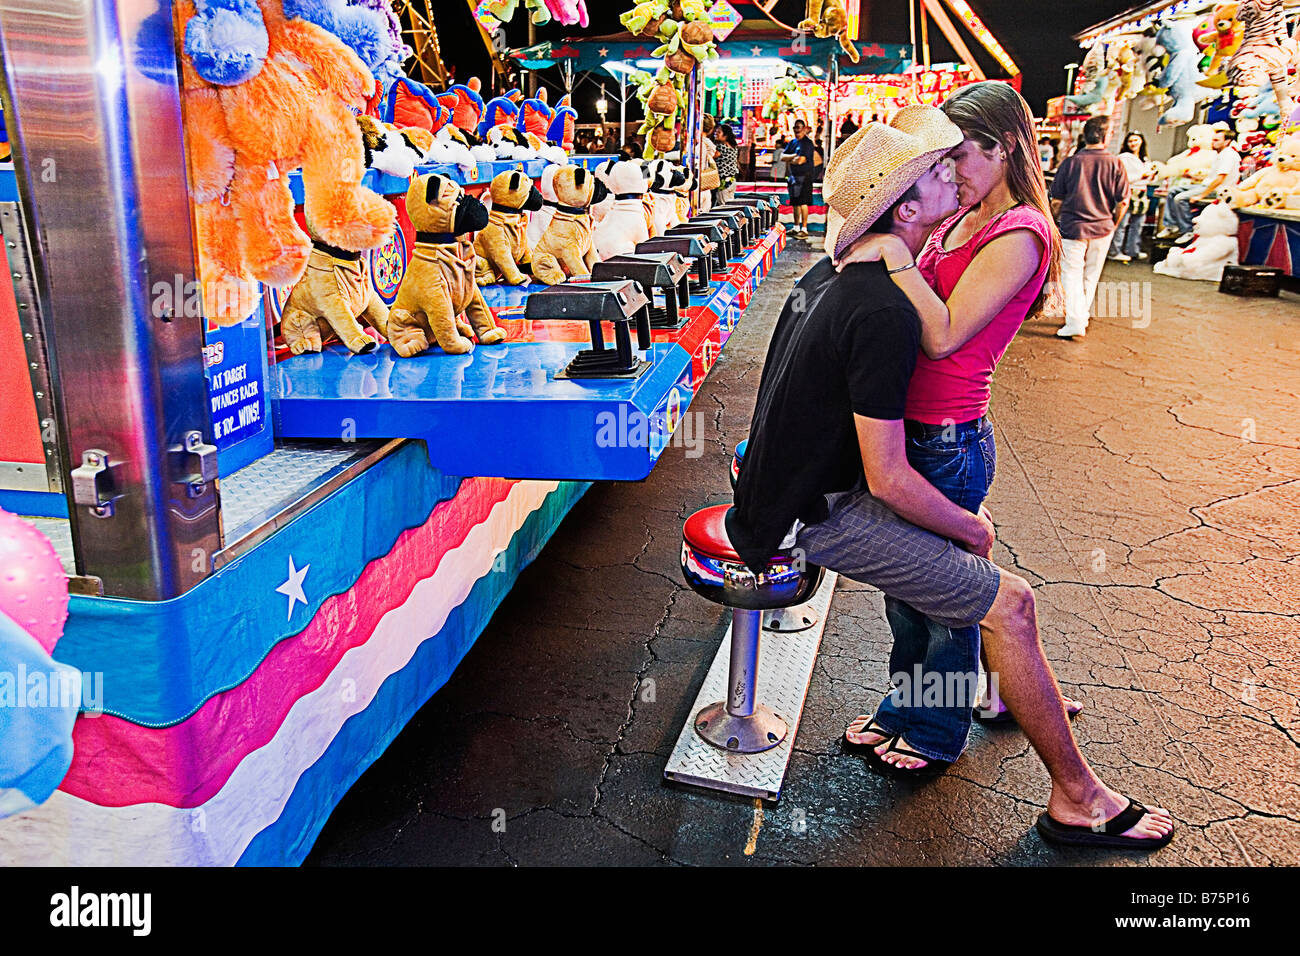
xmin=589 ymin=157 xmax=620 ymax=228
xmin=593 ymin=160 xmax=651 ymax=260
xmin=645 ymin=159 xmax=687 ymax=235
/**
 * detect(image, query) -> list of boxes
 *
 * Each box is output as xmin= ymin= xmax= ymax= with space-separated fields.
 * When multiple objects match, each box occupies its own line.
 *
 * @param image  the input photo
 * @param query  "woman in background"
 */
xmin=712 ymin=122 xmax=739 ymax=204
xmin=1108 ymin=131 xmax=1154 ymax=262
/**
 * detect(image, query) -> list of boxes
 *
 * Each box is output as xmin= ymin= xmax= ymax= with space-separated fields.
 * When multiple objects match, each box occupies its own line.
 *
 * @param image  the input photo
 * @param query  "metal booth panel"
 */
xmin=0 ymin=0 xmax=220 ymax=599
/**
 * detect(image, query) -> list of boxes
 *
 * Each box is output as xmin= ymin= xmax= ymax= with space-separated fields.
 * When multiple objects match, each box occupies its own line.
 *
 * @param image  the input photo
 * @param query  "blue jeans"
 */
xmin=1163 ymin=186 xmax=1200 ymax=235
xmin=871 ymin=417 xmax=996 ymax=762
xmin=1109 ymin=208 xmax=1143 ymax=258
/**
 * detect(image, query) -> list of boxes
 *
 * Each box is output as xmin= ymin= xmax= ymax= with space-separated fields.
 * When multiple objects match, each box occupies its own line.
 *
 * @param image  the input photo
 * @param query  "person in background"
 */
xmin=712 ymin=121 xmax=740 ymax=205
xmin=1159 ymin=125 xmax=1239 ymax=240
xmin=1049 ymin=115 xmax=1128 ymax=339
xmin=1038 ymin=135 xmax=1054 ymax=172
xmin=812 ymin=137 xmax=826 ymax=182
xmin=700 ymin=113 xmax=718 ymax=213
xmin=838 ymin=115 xmax=859 ymax=145
xmin=782 ymin=118 xmax=815 ymax=238
xmin=1109 ymin=131 xmax=1153 ymax=262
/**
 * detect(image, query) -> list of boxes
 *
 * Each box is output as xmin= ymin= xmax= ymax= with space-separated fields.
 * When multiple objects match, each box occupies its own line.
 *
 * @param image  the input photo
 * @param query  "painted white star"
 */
xmin=752 ymin=46 xmax=762 ymax=56
xmin=598 ymin=47 xmax=609 ymax=57
xmin=276 ymin=556 xmax=310 ymax=622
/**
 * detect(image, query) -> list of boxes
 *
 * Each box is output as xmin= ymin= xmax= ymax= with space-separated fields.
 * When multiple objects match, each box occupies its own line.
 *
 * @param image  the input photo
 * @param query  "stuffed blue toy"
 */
xmin=184 ymin=0 xmax=268 ymax=86
xmin=282 ymin=0 xmax=393 ymax=74
xmin=1155 ymin=19 xmax=1207 ymax=126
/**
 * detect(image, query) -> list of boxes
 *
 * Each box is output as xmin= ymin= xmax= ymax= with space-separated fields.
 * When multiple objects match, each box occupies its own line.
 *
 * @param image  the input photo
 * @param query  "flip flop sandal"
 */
xmin=1035 ymin=798 xmax=1174 ymax=851
xmin=841 ymin=716 xmax=893 ymax=755
xmin=862 ymin=736 xmax=952 ymax=780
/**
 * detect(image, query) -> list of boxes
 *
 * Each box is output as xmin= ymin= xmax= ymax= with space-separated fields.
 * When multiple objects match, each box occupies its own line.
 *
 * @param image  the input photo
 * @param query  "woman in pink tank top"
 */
xmin=839 ymin=84 xmax=1078 ymax=770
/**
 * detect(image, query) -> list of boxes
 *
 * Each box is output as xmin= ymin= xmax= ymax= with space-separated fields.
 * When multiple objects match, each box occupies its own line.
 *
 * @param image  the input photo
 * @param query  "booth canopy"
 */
xmin=516 ymin=22 xmax=912 ymax=76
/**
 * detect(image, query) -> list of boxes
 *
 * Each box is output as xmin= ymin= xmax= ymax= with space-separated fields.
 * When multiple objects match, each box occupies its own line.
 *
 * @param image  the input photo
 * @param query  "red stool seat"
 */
xmin=680 ymin=505 xmax=822 ymax=611
xmin=683 ymin=505 xmax=742 ymax=562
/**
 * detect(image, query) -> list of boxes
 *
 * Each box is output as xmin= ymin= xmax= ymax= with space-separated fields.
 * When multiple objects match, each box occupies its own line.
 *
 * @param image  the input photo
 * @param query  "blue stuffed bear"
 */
xmin=183 ymin=0 xmax=268 ymax=87
xmin=1155 ymin=19 xmax=1206 ymax=126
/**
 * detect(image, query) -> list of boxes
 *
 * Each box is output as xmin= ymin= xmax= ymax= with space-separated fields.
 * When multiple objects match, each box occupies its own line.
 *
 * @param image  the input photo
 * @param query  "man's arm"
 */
xmin=855 ymin=415 xmax=993 ymax=556
xmin=1191 ymin=172 xmax=1227 ymax=201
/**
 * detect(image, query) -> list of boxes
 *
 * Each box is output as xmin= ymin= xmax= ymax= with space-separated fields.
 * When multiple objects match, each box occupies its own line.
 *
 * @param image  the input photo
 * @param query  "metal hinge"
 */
xmin=170 ymin=430 xmax=219 ymax=498
xmin=69 ymin=449 xmax=122 ymax=518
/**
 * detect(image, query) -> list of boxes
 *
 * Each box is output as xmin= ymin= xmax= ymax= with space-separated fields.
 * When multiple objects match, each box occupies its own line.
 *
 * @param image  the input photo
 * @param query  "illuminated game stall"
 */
xmin=0 ymin=0 xmax=785 ymax=864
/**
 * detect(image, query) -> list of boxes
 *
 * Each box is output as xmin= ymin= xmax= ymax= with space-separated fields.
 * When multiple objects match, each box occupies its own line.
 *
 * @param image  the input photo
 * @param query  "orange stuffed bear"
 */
xmin=176 ymin=0 xmax=395 ymax=324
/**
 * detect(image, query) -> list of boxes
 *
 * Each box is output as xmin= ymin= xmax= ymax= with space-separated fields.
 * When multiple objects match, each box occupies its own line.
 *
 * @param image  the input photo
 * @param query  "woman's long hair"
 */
xmin=1120 ymin=130 xmax=1148 ymax=161
xmin=941 ymin=82 xmax=1062 ymax=319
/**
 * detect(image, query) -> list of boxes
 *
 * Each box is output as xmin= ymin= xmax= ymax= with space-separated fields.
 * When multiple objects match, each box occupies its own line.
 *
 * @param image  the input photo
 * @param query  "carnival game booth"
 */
xmin=1070 ymin=1 xmax=1300 ymax=277
xmin=0 ymin=0 xmax=785 ymax=864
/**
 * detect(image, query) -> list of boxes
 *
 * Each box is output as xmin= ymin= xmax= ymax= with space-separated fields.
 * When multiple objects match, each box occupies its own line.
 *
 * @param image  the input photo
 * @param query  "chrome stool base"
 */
xmin=694 ymin=702 xmax=787 ymax=753
xmin=763 ymin=602 xmax=819 ymax=633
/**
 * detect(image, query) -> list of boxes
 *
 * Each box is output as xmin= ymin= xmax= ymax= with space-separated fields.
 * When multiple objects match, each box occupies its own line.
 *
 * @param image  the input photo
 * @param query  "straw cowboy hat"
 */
xmin=823 ymin=105 xmax=964 ymax=261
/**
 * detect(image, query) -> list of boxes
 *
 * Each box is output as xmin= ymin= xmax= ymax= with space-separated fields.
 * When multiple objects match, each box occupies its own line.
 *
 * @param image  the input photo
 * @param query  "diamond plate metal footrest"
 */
xmin=664 ymin=573 xmax=837 ymax=800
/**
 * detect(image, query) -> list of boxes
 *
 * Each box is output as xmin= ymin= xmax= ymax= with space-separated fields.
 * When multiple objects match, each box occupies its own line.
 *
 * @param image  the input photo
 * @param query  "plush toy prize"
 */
xmin=593 ymin=160 xmax=651 ymax=260
xmin=1229 ymin=131 xmax=1300 ymax=206
xmin=532 ymin=166 xmax=606 ymax=284
xmin=388 ymin=174 xmax=507 ymax=357
xmin=1152 ymin=203 xmax=1240 ymax=280
xmin=475 ymin=170 xmax=544 ymax=285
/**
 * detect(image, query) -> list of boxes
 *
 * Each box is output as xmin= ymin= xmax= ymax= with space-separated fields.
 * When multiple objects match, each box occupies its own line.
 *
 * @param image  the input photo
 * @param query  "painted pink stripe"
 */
xmin=59 ymin=477 xmax=518 ymax=809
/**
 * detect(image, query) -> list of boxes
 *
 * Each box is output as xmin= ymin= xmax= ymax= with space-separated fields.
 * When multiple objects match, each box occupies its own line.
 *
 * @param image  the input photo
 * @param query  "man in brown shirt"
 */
xmin=1050 ymin=115 xmax=1129 ymax=338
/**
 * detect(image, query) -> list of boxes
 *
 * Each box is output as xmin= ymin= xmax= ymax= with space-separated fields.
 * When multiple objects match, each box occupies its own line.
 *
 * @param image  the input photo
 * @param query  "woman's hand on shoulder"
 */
xmin=834 ymin=233 xmax=910 ymax=272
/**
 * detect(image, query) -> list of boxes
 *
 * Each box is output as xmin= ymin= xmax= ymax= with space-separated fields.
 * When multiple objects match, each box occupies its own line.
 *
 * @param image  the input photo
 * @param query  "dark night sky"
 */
xmin=435 ymin=1 xmax=1141 ymax=122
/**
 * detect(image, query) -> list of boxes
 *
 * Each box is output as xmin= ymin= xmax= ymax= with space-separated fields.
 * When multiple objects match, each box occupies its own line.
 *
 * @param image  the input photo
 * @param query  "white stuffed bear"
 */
xmin=646 ymin=159 xmax=686 ymax=235
xmin=1153 ymin=202 xmax=1240 ymax=281
xmin=1163 ymin=124 xmax=1218 ymax=184
xmin=593 ymin=160 xmax=650 ymax=259
xmin=529 ymin=163 xmax=563 ymax=248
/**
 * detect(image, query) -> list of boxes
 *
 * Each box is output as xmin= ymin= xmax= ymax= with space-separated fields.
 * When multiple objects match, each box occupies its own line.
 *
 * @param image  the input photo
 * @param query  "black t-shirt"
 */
xmin=782 ymin=136 xmax=814 ymax=178
xmin=728 ymin=257 xmax=921 ymax=572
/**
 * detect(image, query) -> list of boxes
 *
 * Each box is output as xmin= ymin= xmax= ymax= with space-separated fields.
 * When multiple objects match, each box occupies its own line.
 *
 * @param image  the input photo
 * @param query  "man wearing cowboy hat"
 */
xmin=728 ymin=106 xmax=1174 ymax=850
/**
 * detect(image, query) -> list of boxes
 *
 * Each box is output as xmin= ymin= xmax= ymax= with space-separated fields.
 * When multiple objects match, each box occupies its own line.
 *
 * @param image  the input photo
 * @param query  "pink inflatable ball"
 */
xmin=0 ymin=508 xmax=69 ymax=654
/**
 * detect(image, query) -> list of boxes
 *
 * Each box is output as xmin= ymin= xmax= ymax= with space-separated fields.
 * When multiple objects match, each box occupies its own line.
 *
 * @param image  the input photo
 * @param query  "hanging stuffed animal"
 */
xmin=544 ymin=0 xmax=588 ymax=26
xmin=532 ymin=166 xmax=605 ymax=284
xmin=1226 ymin=0 xmax=1295 ymax=119
xmin=1154 ymin=18 xmax=1211 ymax=125
xmin=798 ymin=0 xmax=860 ymax=63
xmin=178 ymin=0 xmax=396 ymax=322
xmin=1200 ymin=4 xmax=1245 ymax=83
xmin=388 ymin=173 xmax=506 ymax=356
xmin=761 ymin=76 xmax=802 ymax=121
xmin=480 ymin=0 xmax=550 ymax=30
xmin=593 ymin=160 xmax=651 ymax=260
xmin=475 ymin=170 xmax=544 ymax=285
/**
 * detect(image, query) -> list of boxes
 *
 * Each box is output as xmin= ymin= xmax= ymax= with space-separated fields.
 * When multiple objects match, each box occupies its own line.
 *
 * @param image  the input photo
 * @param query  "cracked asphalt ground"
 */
xmin=307 ymin=242 xmax=1300 ymax=866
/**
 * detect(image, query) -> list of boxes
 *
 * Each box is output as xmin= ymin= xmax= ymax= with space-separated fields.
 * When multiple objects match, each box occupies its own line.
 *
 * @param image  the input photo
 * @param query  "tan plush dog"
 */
xmin=388 ymin=174 xmax=507 ymax=357
xmin=279 ymin=238 xmax=390 ymax=354
xmin=474 ymin=170 xmax=544 ymax=285
xmin=799 ymin=0 xmax=860 ymax=62
xmin=532 ymin=166 xmax=606 ymax=285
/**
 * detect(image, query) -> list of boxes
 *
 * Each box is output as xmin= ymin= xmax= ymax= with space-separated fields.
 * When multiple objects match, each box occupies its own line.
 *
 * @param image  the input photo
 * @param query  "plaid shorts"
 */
xmin=795 ymin=487 xmax=1001 ymax=629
